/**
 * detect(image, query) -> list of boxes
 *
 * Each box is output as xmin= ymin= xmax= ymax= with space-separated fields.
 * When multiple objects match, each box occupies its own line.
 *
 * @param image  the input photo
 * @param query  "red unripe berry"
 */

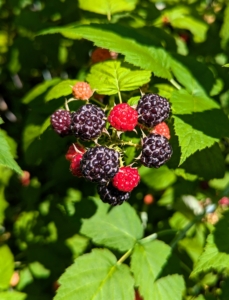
xmin=19 ymin=171 xmax=30 ymax=186
xmin=218 ymin=197 xmax=229 ymax=207
xmin=91 ymin=48 xmax=118 ymax=64
xmin=72 ymin=82 xmax=93 ymax=100
xmin=70 ymin=154 xmax=84 ymax=177
xmin=112 ymin=166 xmax=140 ymax=192
xmin=65 ymin=143 xmax=85 ymax=161
xmin=108 ymin=103 xmax=138 ymax=131
xmin=152 ymin=122 xmax=170 ymax=139
xmin=10 ymin=272 xmax=20 ymax=287
xmin=143 ymin=194 xmax=154 ymax=205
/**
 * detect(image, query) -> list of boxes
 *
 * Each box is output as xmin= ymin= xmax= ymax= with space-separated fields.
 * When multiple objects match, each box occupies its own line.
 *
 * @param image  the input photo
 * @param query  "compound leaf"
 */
xmin=87 ymin=61 xmax=151 ymax=95
xmin=80 ymin=202 xmax=143 ymax=252
xmin=54 ymin=248 xmax=134 ymax=300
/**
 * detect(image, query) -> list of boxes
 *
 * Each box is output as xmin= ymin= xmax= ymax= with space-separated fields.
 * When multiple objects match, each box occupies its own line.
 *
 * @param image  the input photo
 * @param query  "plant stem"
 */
xmin=117 ymin=248 xmax=133 ymax=265
xmin=118 ymin=91 xmax=122 ymax=103
xmin=91 ymin=98 xmax=106 ymax=108
xmin=170 ymin=79 xmax=181 ymax=90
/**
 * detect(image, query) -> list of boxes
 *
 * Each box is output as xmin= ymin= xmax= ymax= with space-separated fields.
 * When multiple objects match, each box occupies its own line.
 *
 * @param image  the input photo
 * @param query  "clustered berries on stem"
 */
xmin=50 ymin=80 xmax=173 ymax=206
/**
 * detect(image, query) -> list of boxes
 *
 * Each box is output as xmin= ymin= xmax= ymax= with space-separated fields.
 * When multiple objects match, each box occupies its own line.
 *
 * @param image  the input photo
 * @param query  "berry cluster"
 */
xmin=50 ymin=81 xmax=173 ymax=206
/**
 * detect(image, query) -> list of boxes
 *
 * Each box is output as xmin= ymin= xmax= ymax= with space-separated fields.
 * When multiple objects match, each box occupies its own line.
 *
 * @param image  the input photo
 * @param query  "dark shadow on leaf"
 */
xmin=214 ymin=210 xmax=229 ymax=254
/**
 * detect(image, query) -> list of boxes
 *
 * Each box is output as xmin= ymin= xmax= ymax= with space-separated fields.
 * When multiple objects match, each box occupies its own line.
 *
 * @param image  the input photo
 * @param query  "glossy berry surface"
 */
xmin=71 ymin=104 xmax=105 ymax=141
xmin=97 ymin=182 xmax=130 ymax=206
xmin=72 ymin=81 xmax=93 ymax=100
xmin=108 ymin=103 xmax=138 ymax=131
xmin=70 ymin=154 xmax=84 ymax=177
xmin=65 ymin=143 xmax=85 ymax=161
xmin=141 ymin=133 xmax=172 ymax=168
xmin=137 ymin=94 xmax=170 ymax=127
xmin=152 ymin=122 xmax=170 ymax=139
xmin=80 ymin=146 xmax=120 ymax=184
xmin=50 ymin=109 xmax=72 ymax=137
xmin=112 ymin=166 xmax=140 ymax=192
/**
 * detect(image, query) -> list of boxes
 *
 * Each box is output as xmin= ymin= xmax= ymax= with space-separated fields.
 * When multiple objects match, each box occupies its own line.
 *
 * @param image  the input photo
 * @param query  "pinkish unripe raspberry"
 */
xmin=218 ymin=197 xmax=229 ymax=206
xmin=70 ymin=154 xmax=84 ymax=177
xmin=65 ymin=143 xmax=85 ymax=161
xmin=152 ymin=122 xmax=170 ymax=139
xmin=72 ymin=82 xmax=93 ymax=100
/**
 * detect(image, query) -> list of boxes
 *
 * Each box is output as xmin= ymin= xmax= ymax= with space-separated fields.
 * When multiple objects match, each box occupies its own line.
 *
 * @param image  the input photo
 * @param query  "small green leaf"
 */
xmin=22 ymin=78 xmax=61 ymax=104
xmin=127 ymin=96 xmax=141 ymax=106
xmin=191 ymin=234 xmax=229 ymax=277
xmin=139 ymin=165 xmax=176 ymax=191
xmin=45 ymin=79 xmax=78 ymax=102
xmin=0 ymin=131 xmax=22 ymax=174
xmin=80 ymin=202 xmax=143 ymax=252
xmin=54 ymin=249 xmax=134 ymax=300
xmin=0 ymin=117 xmax=4 ymax=125
xmin=79 ymin=0 xmax=137 ymax=16
xmin=87 ymin=61 xmax=151 ymax=95
xmin=0 ymin=292 xmax=27 ymax=300
xmin=29 ymin=261 xmax=50 ymax=279
xmin=131 ymin=240 xmax=171 ymax=299
xmin=0 ymin=245 xmax=14 ymax=290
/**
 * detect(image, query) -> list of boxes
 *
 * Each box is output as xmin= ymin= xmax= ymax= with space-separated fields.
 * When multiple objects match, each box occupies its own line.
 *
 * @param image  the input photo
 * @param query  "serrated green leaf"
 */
xmin=79 ymin=0 xmax=137 ymax=16
xmin=45 ymin=79 xmax=78 ymax=102
xmin=171 ymin=90 xmax=229 ymax=164
xmin=87 ymin=61 xmax=151 ymax=95
xmin=65 ymin=234 xmax=89 ymax=259
xmin=0 ymin=131 xmax=22 ymax=174
xmin=39 ymin=24 xmax=172 ymax=79
xmin=139 ymin=165 xmax=176 ymax=191
xmin=80 ymin=202 xmax=143 ymax=252
xmin=0 ymin=292 xmax=27 ymax=300
xmin=22 ymin=78 xmax=61 ymax=104
xmin=131 ymin=240 xmax=171 ymax=299
xmin=55 ymin=248 xmax=134 ymax=300
xmin=191 ymin=234 xmax=229 ymax=277
xmin=153 ymin=83 xmax=175 ymax=99
xmin=0 ymin=245 xmax=14 ymax=290
xmin=180 ymin=143 xmax=225 ymax=180
xmin=220 ymin=4 xmax=229 ymax=49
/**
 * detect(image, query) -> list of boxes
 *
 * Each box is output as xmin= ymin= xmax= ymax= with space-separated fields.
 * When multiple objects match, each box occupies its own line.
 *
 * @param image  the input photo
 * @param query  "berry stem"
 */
xmin=91 ymin=98 xmax=106 ymax=108
xmin=65 ymin=99 xmax=70 ymax=111
xmin=118 ymin=91 xmax=122 ymax=103
xmin=117 ymin=248 xmax=133 ymax=265
xmin=170 ymin=79 xmax=181 ymax=90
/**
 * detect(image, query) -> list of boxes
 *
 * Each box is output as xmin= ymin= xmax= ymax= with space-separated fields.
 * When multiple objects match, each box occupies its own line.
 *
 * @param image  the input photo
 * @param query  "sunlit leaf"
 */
xmin=0 ymin=245 xmax=14 ymax=290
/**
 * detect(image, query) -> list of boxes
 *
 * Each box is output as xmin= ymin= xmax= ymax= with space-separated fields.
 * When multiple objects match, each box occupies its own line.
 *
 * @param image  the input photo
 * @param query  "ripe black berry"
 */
xmin=97 ymin=182 xmax=130 ymax=206
xmin=141 ymin=133 xmax=172 ymax=168
xmin=136 ymin=94 xmax=170 ymax=127
xmin=80 ymin=146 xmax=120 ymax=184
xmin=50 ymin=109 xmax=72 ymax=137
xmin=71 ymin=104 xmax=105 ymax=141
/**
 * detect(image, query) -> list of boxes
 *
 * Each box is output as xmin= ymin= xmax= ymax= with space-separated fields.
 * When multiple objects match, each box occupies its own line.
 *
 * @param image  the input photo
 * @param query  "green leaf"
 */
xmin=179 ymin=143 xmax=225 ymax=180
xmin=80 ymin=202 xmax=143 ymax=252
xmin=213 ymin=210 xmax=229 ymax=254
xmin=127 ymin=96 xmax=140 ymax=106
xmin=139 ymin=165 xmax=176 ymax=191
xmin=209 ymin=172 xmax=229 ymax=190
xmin=0 ymin=131 xmax=22 ymax=174
xmin=29 ymin=261 xmax=50 ymax=279
xmin=39 ymin=24 xmax=172 ymax=80
xmin=54 ymin=248 xmax=134 ymax=300
xmin=191 ymin=234 xmax=229 ymax=277
xmin=45 ymin=79 xmax=78 ymax=102
xmin=131 ymin=240 xmax=171 ymax=299
xmin=223 ymin=63 xmax=229 ymax=67
xmin=220 ymin=3 xmax=229 ymax=49
xmin=78 ymin=0 xmax=137 ymax=16
xmin=22 ymin=78 xmax=61 ymax=104
xmin=65 ymin=234 xmax=89 ymax=259
xmin=0 ymin=117 xmax=3 ymax=125
xmin=0 ymin=245 xmax=14 ymax=290
xmin=0 ymin=292 xmax=27 ymax=300
xmin=171 ymin=89 xmax=229 ymax=164
xmin=153 ymin=83 xmax=175 ymax=99
xmin=87 ymin=61 xmax=151 ymax=95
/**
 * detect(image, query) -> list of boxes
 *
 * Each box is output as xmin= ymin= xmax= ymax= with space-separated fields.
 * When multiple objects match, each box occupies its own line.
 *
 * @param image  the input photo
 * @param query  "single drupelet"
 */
xmin=97 ymin=182 xmax=131 ymax=206
xmin=50 ymin=109 xmax=72 ymax=137
xmin=71 ymin=104 xmax=106 ymax=141
xmin=108 ymin=103 xmax=138 ymax=131
xmin=137 ymin=94 xmax=170 ymax=128
xmin=80 ymin=146 xmax=120 ymax=185
xmin=141 ymin=133 xmax=172 ymax=168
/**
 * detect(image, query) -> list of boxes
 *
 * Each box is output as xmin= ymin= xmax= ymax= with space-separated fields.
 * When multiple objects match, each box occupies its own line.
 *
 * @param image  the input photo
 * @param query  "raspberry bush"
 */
xmin=1 ymin=1 xmax=229 ymax=300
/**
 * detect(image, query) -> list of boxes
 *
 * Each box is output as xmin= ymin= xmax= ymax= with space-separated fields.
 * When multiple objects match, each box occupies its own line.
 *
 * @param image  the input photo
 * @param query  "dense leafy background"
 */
xmin=1 ymin=0 xmax=229 ymax=299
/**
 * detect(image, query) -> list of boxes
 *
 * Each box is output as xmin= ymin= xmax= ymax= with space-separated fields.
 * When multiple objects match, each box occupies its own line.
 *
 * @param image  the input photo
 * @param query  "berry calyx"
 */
xmin=71 ymin=104 xmax=105 ymax=141
xmin=65 ymin=143 xmax=85 ymax=161
xmin=50 ymin=109 xmax=72 ymax=137
xmin=72 ymin=81 xmax=93 ymax=100
xmin=112 ymin=166 xmax=140 ymax=192
xmin=70 ymin=154 xmax=84 ymax=177
xmin=136 ymin=94 xmax=170 ymax=128
xmin=97 ymin=182 xmax=130 ymax=206
xmin=108 ymin=103 xmax=138 ymax=131
xmin=80 ymin=146 xmax=120 ymax=184
xmin=152 ymin=122 xmax=170 ymax=139
xmin=141 ymin=133 xmax=172 ymax=168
